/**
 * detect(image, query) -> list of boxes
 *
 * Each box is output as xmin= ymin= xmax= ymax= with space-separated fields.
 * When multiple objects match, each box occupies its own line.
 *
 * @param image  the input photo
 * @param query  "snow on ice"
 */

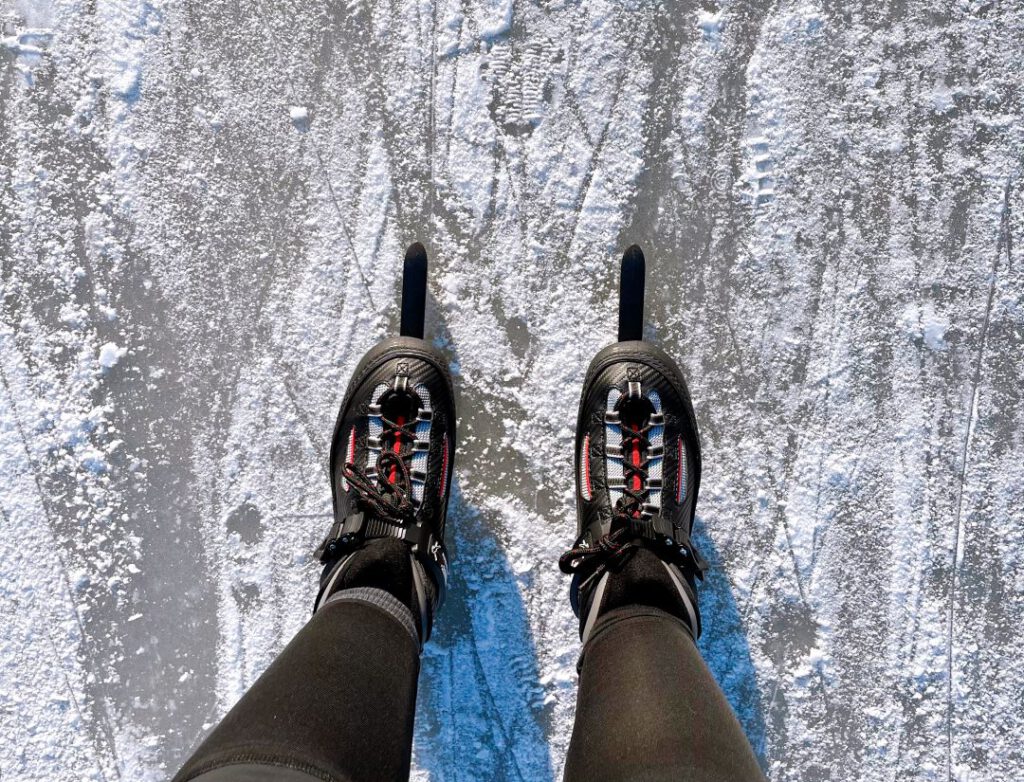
xmin=2 ymin=1 xmax=1023 ymax=781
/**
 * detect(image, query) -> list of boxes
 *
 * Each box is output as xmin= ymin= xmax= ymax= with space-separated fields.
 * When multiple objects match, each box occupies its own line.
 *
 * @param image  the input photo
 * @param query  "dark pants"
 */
xmin=174 ymin=601 xmax=764 ymax=782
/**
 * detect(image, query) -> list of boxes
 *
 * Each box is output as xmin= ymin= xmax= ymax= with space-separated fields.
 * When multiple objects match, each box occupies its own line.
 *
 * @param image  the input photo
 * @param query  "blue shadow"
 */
xmin=694 ymin=517 xmax=769 ymax=770
xmin=409 ymin=289 xmax=763 ymax=779
xmin=413 ymin=482 xmax=554 ymax=782
xmin=411 ymin=288 xmax=553 ymax=781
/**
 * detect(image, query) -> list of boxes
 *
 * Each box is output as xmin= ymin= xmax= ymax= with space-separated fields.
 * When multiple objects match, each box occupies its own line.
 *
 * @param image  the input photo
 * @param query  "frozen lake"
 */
xmin=2 ymin=0 xmax=1022 ymax=779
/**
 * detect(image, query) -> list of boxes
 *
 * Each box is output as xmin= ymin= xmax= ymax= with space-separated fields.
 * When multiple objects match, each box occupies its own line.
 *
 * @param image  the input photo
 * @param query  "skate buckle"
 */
xmin=624 ymin=515 xmax=708 ymax=578
xmin=314 ymin=512 xmax=369 ymax=562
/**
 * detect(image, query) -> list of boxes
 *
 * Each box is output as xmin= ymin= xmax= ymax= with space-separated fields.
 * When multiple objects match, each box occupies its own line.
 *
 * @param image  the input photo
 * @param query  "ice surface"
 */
xmin=1 ymin=1 xmax=1023 ymax=780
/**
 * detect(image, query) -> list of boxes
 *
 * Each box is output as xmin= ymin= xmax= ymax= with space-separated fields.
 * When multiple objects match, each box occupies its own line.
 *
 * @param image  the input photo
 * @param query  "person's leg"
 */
xmin=560 ymin=250 xmax=764 ymax=781
xmin=564 ymin=603 xmax=764 ymax=782
xmin=174 ymin=261 xmax=458 ymax=782
xmin=173 ymin=585 xmax=420 ymax=782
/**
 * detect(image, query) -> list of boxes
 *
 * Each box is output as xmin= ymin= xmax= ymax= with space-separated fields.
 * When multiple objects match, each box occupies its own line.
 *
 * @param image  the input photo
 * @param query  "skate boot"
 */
xmin=313 ymin=243 xmax=455 ymax=644
xmin=560 ymin=245 xmax=707 ymax=646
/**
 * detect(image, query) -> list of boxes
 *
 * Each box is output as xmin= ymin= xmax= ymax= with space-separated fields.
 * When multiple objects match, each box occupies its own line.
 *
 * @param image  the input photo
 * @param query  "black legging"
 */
xmin=563 ymin=605 xmax=765 ymax=781
xmin=173 ymin=599 xmax=765 ymax=782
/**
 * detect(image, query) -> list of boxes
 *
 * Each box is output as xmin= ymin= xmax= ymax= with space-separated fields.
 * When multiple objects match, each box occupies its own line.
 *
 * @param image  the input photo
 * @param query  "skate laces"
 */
xmin=617 ymin=420 xmax=652 ymax=520
xmin=560 ymin=408 xmax=655 ymax=576
xmin=343 ymin=410 xmax=418 ymax=527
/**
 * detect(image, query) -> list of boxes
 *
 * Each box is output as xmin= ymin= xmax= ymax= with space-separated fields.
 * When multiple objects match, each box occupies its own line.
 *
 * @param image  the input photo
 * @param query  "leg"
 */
xmin=561 ymin=247 xmax=764 ymax=781
xmin=564 ymin=605 xmax=764 ymax=782
xmin=174 ymin=588 xmax=420 ymax=782
xmin=176 ymin=247 xmax=458 ymax=781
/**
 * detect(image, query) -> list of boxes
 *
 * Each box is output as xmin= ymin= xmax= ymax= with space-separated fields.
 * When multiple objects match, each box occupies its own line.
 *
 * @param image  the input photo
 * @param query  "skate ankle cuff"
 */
xmin=321 ymin=587 xmax=420 ymax=649
xmin=315 ymin=510 xmax=449 ymax=611
xmin=314 ymin=536 xmax=440 ymax=644
xmin=572 ymin=545 xmax=703 ymax=646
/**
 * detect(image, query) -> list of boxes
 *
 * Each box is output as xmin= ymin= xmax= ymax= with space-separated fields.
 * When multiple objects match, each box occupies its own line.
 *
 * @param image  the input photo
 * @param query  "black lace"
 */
xmin=618 ymin=422 xmax=652 ymax=519
xmin=560 ymin=419 xmax=656 ymax=575
xmin=559 ymin=526 xmax=633 ymax=574
xmin=342 ymin=413 xmax=418 ymax=526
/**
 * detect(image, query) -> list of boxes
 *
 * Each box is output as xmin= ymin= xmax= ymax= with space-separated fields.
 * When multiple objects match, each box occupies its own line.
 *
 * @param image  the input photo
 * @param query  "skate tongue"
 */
xmin=377 ymin=390 xmax=419 ymax=491
xmin=387 ymin=413 xmax=406 ymax=485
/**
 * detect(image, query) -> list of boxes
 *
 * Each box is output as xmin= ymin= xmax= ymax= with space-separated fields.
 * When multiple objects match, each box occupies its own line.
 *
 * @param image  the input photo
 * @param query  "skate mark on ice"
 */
xmin=239 ymin=0 xmax=378 ymax=312
xmin=311 ymin=144 xmax=378 ymax=312
xmin=428 ymin=0 xmax=437 ymax=227
xmin=945 ymin=177 xmax=1013 ymax=781
xmin=612 ymin=7 xmax=696 ymax=248
xmin=0 ymin=362 xmax=122 ymax=781
xmin=278 ymin=365 xmax=331 ymax=475
xmin=0 ymin=503 xmax=109 ymax=782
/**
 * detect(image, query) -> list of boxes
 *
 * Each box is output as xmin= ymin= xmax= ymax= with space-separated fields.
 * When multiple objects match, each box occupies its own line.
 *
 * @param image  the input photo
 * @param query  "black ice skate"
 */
xmin=314 ymin=243 xmax=455 ymax=643
xmin=560 ymin=245 xmax=708 ymax=645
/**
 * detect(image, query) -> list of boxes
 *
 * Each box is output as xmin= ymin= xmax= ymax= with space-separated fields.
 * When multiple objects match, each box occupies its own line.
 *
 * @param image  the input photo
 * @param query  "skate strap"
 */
xmin=315 ymin=511 xmax=438 ymax=562
xmin=564 ymin=515 xmax=707 ymax=578
xmin=315 ymin=511 xmax=449 ymax=609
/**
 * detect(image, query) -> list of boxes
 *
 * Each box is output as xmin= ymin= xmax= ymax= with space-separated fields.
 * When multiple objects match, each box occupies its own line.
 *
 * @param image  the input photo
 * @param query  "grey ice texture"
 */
xmin=1 ymin=0 xmax=1023 ymax=780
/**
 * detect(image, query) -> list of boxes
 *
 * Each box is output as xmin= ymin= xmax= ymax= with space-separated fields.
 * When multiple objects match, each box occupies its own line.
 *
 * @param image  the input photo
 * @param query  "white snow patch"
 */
xmin=98 ymin=341 xmax=127 ymax=368
xmin=933 ymin=77 xmax=954 ymax=113
xmin=112 ymin=61 xmax=141 ymax=99
xmin=289 ymin=105 xmax=310 ymax=132
xmin=697 ymin=9 xmax=725 ymax=44
xmin=14 ymin=0 xmax=55 ymax=27
xmin=901 ymin=303 xmax=950 ymax=351
xmin=479 ymin=0 xmax=513 ymax=42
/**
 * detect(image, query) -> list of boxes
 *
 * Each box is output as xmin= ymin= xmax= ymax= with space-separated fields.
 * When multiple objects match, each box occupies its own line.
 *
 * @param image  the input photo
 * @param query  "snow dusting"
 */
xmin=1 ymin=1 xmax=1023 ymax=781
